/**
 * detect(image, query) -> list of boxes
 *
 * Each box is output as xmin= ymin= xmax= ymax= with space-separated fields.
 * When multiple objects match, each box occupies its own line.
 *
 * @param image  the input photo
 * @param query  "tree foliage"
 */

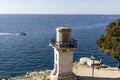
xmin=96 ymin=18 xmax=120 ymax=61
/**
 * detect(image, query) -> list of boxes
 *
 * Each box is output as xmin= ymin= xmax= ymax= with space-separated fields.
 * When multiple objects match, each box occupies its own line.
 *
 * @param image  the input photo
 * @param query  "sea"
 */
xmin=0 ymin=14 xmax=120 ymax=78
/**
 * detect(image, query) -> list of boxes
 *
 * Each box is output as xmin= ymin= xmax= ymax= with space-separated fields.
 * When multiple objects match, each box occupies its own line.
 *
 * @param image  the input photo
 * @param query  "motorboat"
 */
xmin=19 ymin=32 xmax=26 ymax=36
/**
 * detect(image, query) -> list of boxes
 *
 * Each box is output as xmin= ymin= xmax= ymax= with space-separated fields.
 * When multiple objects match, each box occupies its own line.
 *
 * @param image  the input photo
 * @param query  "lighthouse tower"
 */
xmin=50 ymin=27 xmax=77 ymax=80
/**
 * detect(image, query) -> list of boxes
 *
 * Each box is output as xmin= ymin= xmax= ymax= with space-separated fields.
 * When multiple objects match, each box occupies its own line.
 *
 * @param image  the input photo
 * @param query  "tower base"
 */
xmin=50 ymin=72 xmax=77 ymax=80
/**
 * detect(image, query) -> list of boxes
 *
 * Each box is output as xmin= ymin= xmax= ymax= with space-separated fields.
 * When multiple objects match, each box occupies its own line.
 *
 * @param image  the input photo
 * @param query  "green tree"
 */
xmin=96 ymin=18 xmax=120 ymax=67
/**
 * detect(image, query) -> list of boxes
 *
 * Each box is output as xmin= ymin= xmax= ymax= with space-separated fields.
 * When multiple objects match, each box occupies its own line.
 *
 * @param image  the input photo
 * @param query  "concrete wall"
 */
xmin=54 ymin=48 xmax=73 ymax=75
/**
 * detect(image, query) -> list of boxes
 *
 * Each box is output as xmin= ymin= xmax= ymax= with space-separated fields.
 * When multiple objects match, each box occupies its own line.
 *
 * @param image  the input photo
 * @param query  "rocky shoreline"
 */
xmin=5 ymin=57 xmax=120 ymax=80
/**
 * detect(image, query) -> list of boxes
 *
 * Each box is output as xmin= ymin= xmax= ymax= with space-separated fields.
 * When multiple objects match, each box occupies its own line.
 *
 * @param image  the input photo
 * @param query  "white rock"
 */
xmin=79 ymin=57 xmax=91 ymax=65
xmin=87 ymin=60 xmax=100 ymax=66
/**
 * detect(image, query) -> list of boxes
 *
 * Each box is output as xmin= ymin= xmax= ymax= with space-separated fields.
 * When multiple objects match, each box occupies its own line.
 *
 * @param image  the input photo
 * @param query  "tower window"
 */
xmin=56 ymin=54 xmax=57 ymax=61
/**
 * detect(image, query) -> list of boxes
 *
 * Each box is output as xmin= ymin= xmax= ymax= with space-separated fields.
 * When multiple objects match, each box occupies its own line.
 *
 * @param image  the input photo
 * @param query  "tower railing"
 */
xmin=50 ymin=38 xmax=77 ymax=48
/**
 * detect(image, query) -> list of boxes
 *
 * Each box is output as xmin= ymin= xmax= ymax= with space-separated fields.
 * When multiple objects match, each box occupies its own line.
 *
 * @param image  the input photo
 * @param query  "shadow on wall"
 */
xmin=77 ymin=76 xmax=120 ymax=80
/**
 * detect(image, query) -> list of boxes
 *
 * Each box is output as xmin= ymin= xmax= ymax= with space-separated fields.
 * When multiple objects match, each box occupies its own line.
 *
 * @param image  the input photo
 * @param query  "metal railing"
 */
xmin=50 ymin=38 xmax=77 ymax=48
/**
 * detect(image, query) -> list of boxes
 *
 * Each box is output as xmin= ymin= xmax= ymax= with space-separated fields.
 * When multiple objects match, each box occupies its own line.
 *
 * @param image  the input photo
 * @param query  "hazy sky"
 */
xmin=0 ymin=0 xmax=120 ymax=14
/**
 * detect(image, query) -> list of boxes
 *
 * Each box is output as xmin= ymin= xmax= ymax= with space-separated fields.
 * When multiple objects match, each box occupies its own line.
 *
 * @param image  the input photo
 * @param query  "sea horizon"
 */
xmin=0 ymin=14 xmax=120 ymax=15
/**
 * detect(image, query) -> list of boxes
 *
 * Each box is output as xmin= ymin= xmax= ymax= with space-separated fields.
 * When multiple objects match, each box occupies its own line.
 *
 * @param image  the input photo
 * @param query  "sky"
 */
xmin=0 ymin=0 xmax=120 ymax=14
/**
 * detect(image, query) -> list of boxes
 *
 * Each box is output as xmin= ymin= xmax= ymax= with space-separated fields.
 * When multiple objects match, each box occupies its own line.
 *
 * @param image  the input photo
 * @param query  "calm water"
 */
xmin=0 ymin=14 xmax=120 ymax=78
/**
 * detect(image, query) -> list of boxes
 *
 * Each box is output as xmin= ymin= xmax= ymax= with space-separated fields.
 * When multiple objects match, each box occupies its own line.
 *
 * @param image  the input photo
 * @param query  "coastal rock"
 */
xmin=79 ymin=57 xmax=91 ymax=65
xmin=87 ymin=60 xmax=100 ymax=66
xmin=9 ymin=61 xmax=120 ymax=80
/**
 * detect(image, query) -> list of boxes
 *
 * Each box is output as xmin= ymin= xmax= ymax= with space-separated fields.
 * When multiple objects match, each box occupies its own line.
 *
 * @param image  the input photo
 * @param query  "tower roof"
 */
xmin=56 ymin=27 xmax=71 ymax=32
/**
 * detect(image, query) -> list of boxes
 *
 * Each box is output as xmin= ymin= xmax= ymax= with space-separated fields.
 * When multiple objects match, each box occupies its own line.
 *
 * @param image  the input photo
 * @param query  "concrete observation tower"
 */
xmin=49 ymin=27 xmax=77 ymax=80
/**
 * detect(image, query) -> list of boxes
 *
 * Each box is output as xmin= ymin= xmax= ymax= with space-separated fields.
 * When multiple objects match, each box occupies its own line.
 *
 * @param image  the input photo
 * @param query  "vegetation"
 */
xmin=9 ymin=70 xmax=51 ymax=80
xmin=96 ymin=18 xmax=120 ymax=65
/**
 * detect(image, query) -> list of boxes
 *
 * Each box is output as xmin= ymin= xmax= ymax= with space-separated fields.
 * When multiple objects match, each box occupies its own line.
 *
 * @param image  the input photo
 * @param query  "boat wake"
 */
xmin=0 ymin=32 xmax=26 ymax=36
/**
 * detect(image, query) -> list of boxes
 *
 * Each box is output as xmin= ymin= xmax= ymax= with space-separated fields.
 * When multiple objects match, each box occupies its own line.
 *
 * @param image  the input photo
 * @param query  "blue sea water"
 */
xmin=0 ymin=14 xmax=120 ymax=78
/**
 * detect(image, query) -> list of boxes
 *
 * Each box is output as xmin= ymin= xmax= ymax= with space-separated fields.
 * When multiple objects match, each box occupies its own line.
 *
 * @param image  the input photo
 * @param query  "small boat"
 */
xmin=19 ymin=32 xmax=26 ymax=36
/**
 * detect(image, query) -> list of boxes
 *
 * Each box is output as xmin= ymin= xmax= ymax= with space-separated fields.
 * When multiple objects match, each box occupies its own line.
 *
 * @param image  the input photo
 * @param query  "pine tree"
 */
xmin=96 ymin=18 xmax=120 ymax=67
